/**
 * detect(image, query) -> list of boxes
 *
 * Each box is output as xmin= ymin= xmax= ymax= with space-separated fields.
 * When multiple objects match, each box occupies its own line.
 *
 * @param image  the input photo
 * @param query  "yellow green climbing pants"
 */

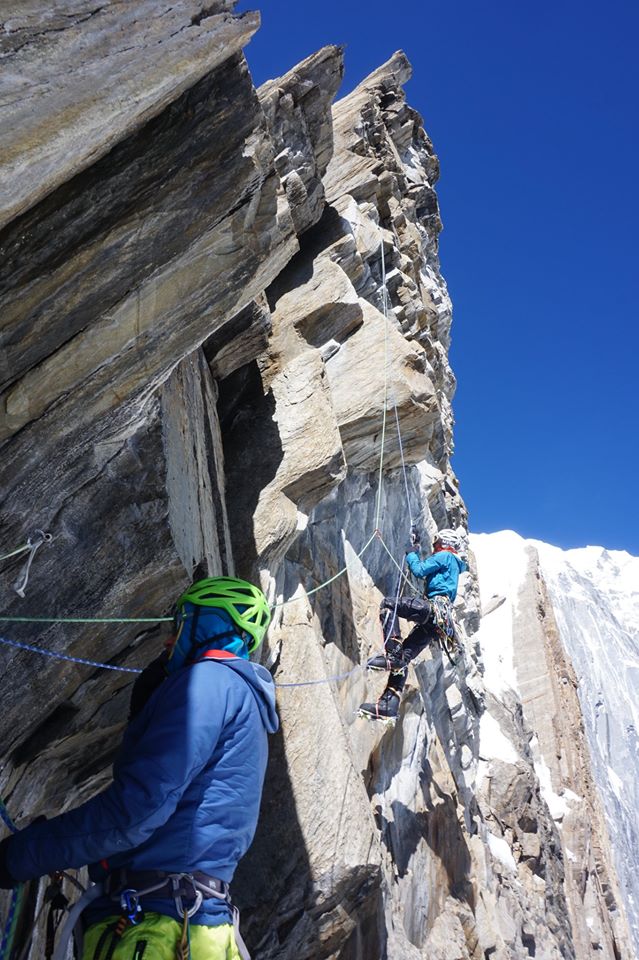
xmin=82 ymin=913 xmax=241 ymax=959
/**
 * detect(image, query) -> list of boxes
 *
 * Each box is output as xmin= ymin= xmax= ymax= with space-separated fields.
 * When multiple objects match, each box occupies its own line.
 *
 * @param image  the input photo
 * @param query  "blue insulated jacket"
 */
xmin=406 ymin=549 xmax=467 ymax=601
xmin=8 ymin=657 xmax=278 ymax=925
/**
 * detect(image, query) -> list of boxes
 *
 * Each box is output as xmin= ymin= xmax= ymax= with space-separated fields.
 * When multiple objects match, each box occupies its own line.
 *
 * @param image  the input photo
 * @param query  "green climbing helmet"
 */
xmin=177 ymin=576 xmax=271 ymax=653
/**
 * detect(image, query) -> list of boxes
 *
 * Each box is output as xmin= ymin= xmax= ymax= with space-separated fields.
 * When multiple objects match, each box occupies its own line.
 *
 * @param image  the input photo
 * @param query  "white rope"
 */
xmin=374 ymin=241 xmax=391 ymax=532
xmin=379 ymin=240 xmax=415 ymax=528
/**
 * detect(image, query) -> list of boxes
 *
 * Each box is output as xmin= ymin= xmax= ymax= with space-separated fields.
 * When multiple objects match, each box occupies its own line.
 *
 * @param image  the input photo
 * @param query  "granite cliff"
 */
xmin=0 ymin=3 xmax=633 ymax=958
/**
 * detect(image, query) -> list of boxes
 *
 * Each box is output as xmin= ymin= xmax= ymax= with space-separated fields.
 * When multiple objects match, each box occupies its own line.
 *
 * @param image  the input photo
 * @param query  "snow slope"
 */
xmin=534 ymin=540 xmax=639 ymax=954
xmin=472 ymin=531 xmax=639 ymax=955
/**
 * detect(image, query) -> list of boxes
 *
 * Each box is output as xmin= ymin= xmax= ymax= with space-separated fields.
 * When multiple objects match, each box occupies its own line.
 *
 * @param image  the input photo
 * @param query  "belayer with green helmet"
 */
xmin=169 ymin=575 xmax=273 ymax=666
xmin=0 ymin=575 xmax=278 ymax=959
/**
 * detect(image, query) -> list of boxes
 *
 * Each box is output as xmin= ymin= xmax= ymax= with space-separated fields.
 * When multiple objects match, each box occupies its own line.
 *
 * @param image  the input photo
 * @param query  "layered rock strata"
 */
xmin=0 ymin=3 xmax=632 ymax=958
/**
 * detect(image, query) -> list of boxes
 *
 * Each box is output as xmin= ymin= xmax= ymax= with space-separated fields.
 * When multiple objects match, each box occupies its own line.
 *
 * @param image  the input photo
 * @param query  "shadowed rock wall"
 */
xmin=0 ymin=4 xmax=632 ymax=958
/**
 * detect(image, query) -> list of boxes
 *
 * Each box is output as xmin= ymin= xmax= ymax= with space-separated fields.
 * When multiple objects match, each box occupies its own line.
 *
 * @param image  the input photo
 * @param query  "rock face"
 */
xmin=0 ymin=3 xmax=633 ymax=958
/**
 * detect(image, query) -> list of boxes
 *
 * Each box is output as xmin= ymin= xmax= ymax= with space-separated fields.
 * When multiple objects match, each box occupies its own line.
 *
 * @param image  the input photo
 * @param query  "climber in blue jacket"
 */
xmin=0 ymin=577 xmax=278 ymax=960
xmin=359 ymin=529 xmax=467 ymax=723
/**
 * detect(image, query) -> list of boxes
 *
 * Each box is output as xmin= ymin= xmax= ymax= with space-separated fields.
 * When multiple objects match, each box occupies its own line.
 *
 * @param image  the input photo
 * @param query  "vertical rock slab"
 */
xmin=161 ymin=350 xmax=233 ymax=577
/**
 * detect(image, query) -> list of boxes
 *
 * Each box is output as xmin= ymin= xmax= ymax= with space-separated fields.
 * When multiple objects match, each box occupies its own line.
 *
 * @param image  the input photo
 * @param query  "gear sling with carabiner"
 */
xmin=84 ymin=871 xmax=251 ymax=960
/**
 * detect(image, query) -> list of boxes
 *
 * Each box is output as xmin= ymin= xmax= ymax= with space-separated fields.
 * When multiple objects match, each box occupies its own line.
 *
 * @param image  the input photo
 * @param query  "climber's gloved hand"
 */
xmin=405 ymin=543 xmax=418 ymax=556
xmin=0 ymin=836 xmax=17 ymax=890
xmin=379 ymin=597 xmax=393 ymax=612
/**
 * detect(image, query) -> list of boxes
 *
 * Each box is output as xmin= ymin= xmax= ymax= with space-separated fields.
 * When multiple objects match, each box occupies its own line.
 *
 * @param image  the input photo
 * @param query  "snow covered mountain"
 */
xmin=471 ymin=531 xmax=639 ymax=957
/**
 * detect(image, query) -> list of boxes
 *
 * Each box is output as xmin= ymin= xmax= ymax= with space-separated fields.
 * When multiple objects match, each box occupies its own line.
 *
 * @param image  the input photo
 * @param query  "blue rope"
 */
xmin=0 ymin=635 xmax=363 ymax=689
xmin=0 ymin=636 xmax=143 ymax=674
xmin=275 ymin=665 xmax=362 ymax=688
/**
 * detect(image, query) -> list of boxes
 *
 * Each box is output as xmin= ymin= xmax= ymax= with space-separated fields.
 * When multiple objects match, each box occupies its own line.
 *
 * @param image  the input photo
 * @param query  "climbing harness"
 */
xmin=12 ymin=530 xmax=53 ymax=598
xmin=430 ymin=595 xmax=460 ymax=665
xmin=97 ymin=871 xmax=251 ymax=960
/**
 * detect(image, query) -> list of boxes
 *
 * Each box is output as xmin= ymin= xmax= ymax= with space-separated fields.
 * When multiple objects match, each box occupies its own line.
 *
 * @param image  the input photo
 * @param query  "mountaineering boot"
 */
xmin=367 ymin=637 xmax=405 ymax=672
xmin=358 ymin=689 xmax=400 ymax=725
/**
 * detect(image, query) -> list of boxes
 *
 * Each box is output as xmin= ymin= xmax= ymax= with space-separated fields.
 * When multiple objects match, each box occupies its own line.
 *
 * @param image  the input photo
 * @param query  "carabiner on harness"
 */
xmin=171 ymin=876 xmax=203 ymax=920
xmin=119 ymin=888 xmax=143 ymax=926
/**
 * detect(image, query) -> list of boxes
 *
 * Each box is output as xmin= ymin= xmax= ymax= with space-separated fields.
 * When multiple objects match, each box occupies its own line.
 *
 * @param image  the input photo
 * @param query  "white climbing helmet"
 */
xmin=433 ymin=528 xmax=463 ymax=552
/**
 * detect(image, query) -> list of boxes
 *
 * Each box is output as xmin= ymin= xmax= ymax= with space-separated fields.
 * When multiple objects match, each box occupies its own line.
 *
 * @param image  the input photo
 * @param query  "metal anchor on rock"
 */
xmin=14 ymin=529 xmax=53 ymax=598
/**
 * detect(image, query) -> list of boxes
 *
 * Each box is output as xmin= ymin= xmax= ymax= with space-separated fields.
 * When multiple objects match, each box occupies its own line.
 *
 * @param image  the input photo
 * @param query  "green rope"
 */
xmin=273 ymin=531 xmax=378 ymax=608
xmin=376 ymin=533 xmax=420 ymax=596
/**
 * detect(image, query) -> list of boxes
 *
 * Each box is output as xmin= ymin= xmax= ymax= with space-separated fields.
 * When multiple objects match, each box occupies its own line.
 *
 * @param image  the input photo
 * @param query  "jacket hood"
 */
xmin=167 ymin=606 xmax=249 ymax=674
xmin=199 ymin=653 xmax=279 ymax=735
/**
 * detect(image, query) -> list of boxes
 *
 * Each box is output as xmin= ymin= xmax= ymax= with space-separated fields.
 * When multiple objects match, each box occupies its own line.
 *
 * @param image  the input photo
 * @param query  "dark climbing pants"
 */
xmin=380 ymin=596 xmax=439 ymax=695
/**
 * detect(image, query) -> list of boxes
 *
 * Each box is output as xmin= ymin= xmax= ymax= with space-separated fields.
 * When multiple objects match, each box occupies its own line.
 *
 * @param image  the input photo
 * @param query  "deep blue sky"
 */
xmin=236 ymin=0 xmax=639 ymax=553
